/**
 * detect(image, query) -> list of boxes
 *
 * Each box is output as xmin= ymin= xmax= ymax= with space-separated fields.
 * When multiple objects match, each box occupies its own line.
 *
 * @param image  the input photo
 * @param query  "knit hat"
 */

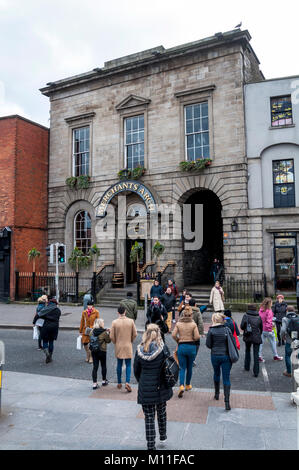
xmin=276 ymin=294 xmax=284 ymax=300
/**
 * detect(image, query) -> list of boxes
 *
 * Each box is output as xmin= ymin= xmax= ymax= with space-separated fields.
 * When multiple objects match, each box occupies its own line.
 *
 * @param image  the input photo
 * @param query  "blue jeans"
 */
xmin=259 ymin=331 xmax=278 ymax=357
xmin=117 ymin=358 xmax=131 ymax=384
xmin=177 ymin=343 xmax=197 ymax=386
xmin=285 ymin=343 xmax=292 ymax=374
xmin=42 ymin=340 xmax=54 ymax=354
xmin=211 ymin=355 xmax=232 ymax=386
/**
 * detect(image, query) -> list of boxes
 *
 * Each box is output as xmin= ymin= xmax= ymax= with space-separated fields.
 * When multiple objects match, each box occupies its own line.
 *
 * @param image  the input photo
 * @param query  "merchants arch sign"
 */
xmin=96 ymin=180 xmax=157 ymax=218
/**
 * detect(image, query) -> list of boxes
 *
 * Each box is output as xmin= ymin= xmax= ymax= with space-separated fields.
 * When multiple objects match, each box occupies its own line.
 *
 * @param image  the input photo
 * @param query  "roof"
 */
xmin=0 ymin=114 xmax=49 ymax=131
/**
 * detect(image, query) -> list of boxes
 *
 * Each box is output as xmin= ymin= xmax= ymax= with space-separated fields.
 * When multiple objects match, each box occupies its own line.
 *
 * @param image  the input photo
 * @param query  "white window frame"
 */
xmin=124 ymin=115 xmax=145 ymax=169
xmin=74 ymin=210 xmax=92 ymax=254
xmin=72 ymin=126 xmax=90 ymax=177
xmin=184 ymin=102 xmax=210 ymax=161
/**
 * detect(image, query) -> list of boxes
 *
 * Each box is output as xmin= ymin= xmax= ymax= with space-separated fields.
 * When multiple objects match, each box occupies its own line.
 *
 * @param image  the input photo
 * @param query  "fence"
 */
xmin=15 ymin=272 xmax=79 ymax=302
xmin=223 ymin=275 xmax=267 ymax=304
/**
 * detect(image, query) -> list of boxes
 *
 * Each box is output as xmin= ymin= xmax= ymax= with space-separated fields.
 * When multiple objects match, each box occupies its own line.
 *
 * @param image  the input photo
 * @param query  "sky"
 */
xmin=0 ymin=0 xmax=298 ymax=127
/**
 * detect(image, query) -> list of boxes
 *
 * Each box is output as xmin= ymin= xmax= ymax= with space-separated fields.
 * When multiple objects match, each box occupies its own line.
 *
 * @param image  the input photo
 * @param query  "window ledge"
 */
xmin=269 ymin=124 xmax=295 ymax=130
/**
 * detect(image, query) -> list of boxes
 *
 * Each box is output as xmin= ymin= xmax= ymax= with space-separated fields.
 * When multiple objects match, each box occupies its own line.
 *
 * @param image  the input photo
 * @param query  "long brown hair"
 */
xmin=260 ymin=297 xmax=272 ymax=312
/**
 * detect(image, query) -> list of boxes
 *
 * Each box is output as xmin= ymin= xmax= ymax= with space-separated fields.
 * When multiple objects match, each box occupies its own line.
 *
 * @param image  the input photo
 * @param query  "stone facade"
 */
xmin=41 ymin=29 xmax=264 ymax=291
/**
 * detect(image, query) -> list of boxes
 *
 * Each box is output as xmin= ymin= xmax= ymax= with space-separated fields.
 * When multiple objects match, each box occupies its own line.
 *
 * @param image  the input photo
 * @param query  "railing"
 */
xmin=15 ymin=271 xmax=78 ymax=302
xmin=223 ymin=275 xmax=266 ymax=304
xmin=90 ymin=261 xmax=115 ymax=300
xmin=140 ymin=261 xmax=156 ymax=279
xmin=159 ymin=260 xmax=177 ymax=288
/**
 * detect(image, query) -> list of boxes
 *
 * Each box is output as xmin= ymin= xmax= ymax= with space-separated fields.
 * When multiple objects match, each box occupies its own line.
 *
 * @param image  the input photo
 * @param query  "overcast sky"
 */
xmin=0 ymin=0 xmax=298 ymax=127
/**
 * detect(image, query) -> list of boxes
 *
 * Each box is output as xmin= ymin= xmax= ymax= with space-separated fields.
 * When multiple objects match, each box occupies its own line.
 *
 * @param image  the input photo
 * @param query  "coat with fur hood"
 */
xmin=134 ymin=341 xmax=173 ymax=405
xmin=172 ymin=315 xmax=200 ymax=344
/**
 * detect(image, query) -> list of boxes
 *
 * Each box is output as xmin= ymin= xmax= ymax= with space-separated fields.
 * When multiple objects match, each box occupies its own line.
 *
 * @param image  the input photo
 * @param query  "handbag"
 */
xmin=76 ymin=335 xmax=82 ymax=350
xmin=233 ymin=321 xmax=240 ymax=350
xmin=225 ymin=327 xmax=239 ymax=363
xmin=33 ymin=326 xmax=39 ymax=340
xmin=161 ymin=355 xmax=179 ymax=388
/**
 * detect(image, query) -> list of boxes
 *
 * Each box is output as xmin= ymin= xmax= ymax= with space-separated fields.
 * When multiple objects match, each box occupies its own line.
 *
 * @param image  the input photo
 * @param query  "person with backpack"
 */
xmin=120 ymin=292 xmax=138 ymax=322
xmin=224 ymin=309 xmax=240 ymax=350
xmin=258 ymin=298 xmax=283 ymax=363
xmin=134 ymin=323 xmax=173 ymax=451
xmin=171 ymin=306 xmax=200 ymax=398
xmin=272 ymin=294 xmax=288 ymax=346
xmin=79 ymin=300 xmax=100 ymax=363
xmin=240 ymin=304 xmax=263 ymax=377
xmin=86 ymin=318 xmax=111 ymax=390
xmin=281 ymin=306 xmax=299 ymax=377
xmin=110 ymin=305 xmax=137 ymax=392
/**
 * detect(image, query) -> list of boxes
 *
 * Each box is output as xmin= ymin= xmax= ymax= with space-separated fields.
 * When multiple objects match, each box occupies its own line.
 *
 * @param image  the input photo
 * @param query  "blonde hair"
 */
xmin=93 ymin=318 xmax=104 ymax=329
xmin=212 ymin=312 xmax=225 ymax=325
xmin=38 ymin=295 xmax=48 ymax=303
xmin=142 ymin=324 xmax=163 ymax=352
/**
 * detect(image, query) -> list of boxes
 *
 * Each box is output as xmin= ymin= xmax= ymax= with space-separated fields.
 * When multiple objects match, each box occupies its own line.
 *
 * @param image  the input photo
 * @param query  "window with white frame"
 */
xmin=185 ymin=102 xmax=209 ymax=160
xmin=73 ymin=127 xmax=90 ymax=176
xmin=125 ymin=115 xmax=144 ymax=169
xmin=74 ymin=211 xmax=91 ymax=254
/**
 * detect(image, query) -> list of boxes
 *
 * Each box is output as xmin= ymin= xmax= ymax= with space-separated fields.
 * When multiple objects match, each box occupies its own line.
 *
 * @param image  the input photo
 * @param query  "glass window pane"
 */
xmin=132 ymin=117 xmax=138 ymax=130
xmin=187 ymin=135 xmax=194 ymax=148
xmin=185 ymin=106 xmax=193 ymax=120
xmin=201 ymin=102 xmax=208 ymax=117
xmin=139 ymin=115 xmax=144 ymax=129
xmin=195 ymin=134 xmax=202 ymax=147
xmin=186 ymin=120 xmax=193 ymax=134
xmin=195 ymin=147 xmax=202 ymax=159
xmin=194 ymin=105 xmax=201 ymax=118
xmin=203 ymin=146 xmax=210 ymax=158
xmin=202 ymin=117 xmax=209 ymax=131
xmin=126 ymin=133 xmax=132 ymax=144
xmin=202 ymin=132 xmax=209 ymax=146
xmin=193 ymin=118 xmax=201 ymax=132
xmin=132 ymin=132 xmax=139 ymax=143
xmin=187 ymin=147 xmax=194 ymax=160
xmin=126 ymin=119 xmax=132 ymax=131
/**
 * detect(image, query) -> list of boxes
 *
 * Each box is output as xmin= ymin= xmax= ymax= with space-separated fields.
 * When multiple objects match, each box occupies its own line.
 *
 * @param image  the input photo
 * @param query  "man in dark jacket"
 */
xmin=120 ymin=292 xmax=138 ymax=322
xmin=38 ymin=297 xmax=61 ymax=363
xmin=146 ymin=297 xmax=168 ymax=342
xmin=150 ymin=280 xmax=164 ymax=300
xmin=210 ymin=258 xmax=224 ymax=283
xmin=272 ymin=295 xmax=288 ymax=346
xmin=161 ymin=287 xmax=176 ymax=332
xmin=240 ymin=304 xmax=263 ymax=377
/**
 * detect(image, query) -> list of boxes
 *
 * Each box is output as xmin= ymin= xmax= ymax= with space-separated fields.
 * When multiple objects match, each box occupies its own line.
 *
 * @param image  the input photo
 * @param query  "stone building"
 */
xmin=245 ymin=76 xmax=299 ymax=294
xmin=0 ymin=115 xmax=49 ymax=300
xmin=40 ymin=29 xmax=264 ymax=292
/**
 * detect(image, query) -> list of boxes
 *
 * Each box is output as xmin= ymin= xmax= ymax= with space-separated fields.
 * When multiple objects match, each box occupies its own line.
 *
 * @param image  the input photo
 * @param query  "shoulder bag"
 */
xmin=225 ymin=327 xmax=239 ymax=364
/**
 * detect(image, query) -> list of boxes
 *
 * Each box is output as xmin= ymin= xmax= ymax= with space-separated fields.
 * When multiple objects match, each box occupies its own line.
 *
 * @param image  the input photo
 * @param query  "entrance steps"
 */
xmin=184 ymin=285 xmax=213 ymax=314
xmin=99 ymin=285 xmax=137 ymax=308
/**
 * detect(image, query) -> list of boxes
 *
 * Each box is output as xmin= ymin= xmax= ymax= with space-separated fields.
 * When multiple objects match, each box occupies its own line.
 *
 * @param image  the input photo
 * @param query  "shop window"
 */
xmin=273 ymin=159 xmax=295 ymax=208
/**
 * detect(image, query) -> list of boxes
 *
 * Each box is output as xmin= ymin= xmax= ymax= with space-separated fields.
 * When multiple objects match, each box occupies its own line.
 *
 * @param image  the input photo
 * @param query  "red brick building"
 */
xmin=0 ymin=115 xmax=49 ymax=300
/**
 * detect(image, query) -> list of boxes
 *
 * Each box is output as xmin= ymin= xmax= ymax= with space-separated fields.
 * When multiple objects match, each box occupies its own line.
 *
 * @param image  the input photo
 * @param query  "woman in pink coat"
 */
xmin=258 ymin=298 xmax=283 ymax=363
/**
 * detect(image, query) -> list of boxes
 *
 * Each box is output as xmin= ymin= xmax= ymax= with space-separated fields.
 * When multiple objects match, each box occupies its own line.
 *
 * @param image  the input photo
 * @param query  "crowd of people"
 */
xmin=32 ymin=274 xmax=299 ymax=451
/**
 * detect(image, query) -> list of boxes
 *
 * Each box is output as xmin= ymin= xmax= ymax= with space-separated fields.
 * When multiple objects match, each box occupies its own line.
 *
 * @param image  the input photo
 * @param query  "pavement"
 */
xmin=0 ymin=303 xmax=298 ymax=450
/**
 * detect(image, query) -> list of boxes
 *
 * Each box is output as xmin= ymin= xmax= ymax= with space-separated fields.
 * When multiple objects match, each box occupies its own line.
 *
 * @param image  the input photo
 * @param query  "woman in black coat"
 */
xmin=134 ymin=323 xmax=173 ymax=451
xmin=272 ymin=295 xmax=288 ymax=346
xmin=240 ymin=304 xmax=263 ymax=377
xmin=38 ymin=297 xmax=61 ymax=363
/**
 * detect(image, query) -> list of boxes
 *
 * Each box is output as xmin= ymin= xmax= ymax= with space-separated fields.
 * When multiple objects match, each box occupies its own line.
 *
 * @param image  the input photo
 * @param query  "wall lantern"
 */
xmin=231 ymin=220 xmax=238 ymax=232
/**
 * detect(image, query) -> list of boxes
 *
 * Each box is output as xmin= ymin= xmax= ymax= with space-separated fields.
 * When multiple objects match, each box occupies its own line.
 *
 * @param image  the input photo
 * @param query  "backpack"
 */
xmin=89 ymin=333 xmax=101 ymax=352
xmin=244 ymin=315 xmax=252 ymax=334
xmin=161 ymin=355 xmax=179 ymax=388
xmin=287 ymin=316 xmax=299 ymax=338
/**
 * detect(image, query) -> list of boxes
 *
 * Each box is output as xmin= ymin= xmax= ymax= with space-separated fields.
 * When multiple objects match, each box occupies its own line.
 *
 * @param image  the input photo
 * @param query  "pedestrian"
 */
xmin=86 ymin=318 xmax=111 ymax=389
xmin=120 ymin=292 xmax=138 ymax=322
xmin=258 ymin=297 xmax=283 ymax=363
xmin=150 ymin=279 xmax=164 ymax=300
xmin=189 ymin=298 xmax=204 ymax=366
xmin=172 ymin=305 xmax=200 ymax=398
xmin=161 ymin=287 xmax=176 ymax=332
xmin=38 ymin=297 xmax=61 ymax=364
xmin=240 ymin=304 xmax=263 ymax=377
xmin=179 ymin=289 xmax=187 ymax=304
xmin=134 ymin=323 xmax=173 ymax=451
xmin=166 ymin=279 xmax=179 ymax=299
xmin=296 ymin=273 xmax=299 ymax=313
xmin=33 ymin=294 xmax=48 ymax=350
xmin=281 ymin=306 xmax=299 ymax=377
xmin=110 ymin=305 xmax=137 ymax=392
xmin=224 ymin=309 xmax=240 ymax=349
xmin=272 ymin=294 xmax=288 ymax=346
xmin=146 ymin=296 xmax=168 ymax=342
xmin=210 ymin=258 xmax=224 ymax=283
xmin=178 ymin=291 xmax=192 ymax=317
xmin=79 ymin=301 xmax=100 ymax=363
xmin=209 ymin=281 xmax=225 ymax=312
xmin=206 ymin=312 xmax=234 ymax=411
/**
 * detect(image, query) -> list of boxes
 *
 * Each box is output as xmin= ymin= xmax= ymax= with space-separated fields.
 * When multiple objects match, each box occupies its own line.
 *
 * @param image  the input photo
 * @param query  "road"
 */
xmin=0 ymin=328 xmax=293 ymax=393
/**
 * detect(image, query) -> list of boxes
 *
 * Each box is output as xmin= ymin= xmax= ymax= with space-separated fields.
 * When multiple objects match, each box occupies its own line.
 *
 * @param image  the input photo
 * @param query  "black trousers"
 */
xmin=297 ymin=297 xmax=299 ymax=313
xmin=91 ymin=350 xmax=107 ymax=383
xmin=244 ymin=342 xmax=260 ymax=376
xmin=275 ymin=321 xmax=282 ymax=343
xmin=142 ymin=402 xmax=167 ymax=450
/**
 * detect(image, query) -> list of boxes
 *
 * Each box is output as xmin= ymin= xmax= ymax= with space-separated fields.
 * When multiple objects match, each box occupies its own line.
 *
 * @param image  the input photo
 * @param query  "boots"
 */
xmin=42 ymin=348 xmax=50 ymax=363
xmin=84 ymin=344 xmax=92 ymax=363
xmin=223 ymin=385 xmax=231 ymax=411
xmin=214 ymin=381 xmax=220 ymax=400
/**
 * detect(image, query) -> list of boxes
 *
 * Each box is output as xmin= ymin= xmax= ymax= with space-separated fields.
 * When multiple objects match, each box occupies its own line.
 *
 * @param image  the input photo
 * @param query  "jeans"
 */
xmin=117 ymin=358 xmax=131 ymax=384
xmin=244 ymin=342 xmax=260 ymax=376
xmin=211 ymin=355 xmax=232 ymax=386
xmin=285 ymin=342 xmax=292 ymax=374
xmin=91 ymin=350 xmax=107 ymax=383
xmin=177 ymin=343 xmax=197 ymax=386
xmin=42 ymin=340 xmax=54 ymax=354
xmin=259 ymin=331 xmax=278 ymax=357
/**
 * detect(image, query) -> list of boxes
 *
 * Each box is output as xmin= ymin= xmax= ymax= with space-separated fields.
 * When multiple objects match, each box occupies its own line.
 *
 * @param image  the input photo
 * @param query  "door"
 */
xmin=274 ymin=234 xmax=297 ymax=291
xmin=126 ymin=239 xmax=146 ymax=284
xmin=0 ymin=228 xmax=11 ymax=301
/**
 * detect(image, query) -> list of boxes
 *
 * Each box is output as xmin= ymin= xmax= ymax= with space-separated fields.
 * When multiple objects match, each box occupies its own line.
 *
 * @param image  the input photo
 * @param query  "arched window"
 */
xmin=74 ymin=211 xmax=91 ymax=254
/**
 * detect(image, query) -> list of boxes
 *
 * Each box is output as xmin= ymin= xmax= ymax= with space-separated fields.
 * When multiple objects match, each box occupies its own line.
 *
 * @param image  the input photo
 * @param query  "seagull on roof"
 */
xmin=234 ymin=22 xmax=242 ymax=28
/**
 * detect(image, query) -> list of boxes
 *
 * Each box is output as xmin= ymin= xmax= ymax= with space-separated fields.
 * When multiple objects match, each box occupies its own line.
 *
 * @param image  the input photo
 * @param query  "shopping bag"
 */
xmin=33 ymin=326 xmax=39 ymax=340
xmin=76 ymin=335 xmax=82 ymax=350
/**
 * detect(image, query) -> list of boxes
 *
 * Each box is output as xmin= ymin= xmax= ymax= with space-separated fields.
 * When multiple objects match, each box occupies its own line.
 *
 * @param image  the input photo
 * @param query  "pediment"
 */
xmin=115 ymin=94 xmax=151 ymax=111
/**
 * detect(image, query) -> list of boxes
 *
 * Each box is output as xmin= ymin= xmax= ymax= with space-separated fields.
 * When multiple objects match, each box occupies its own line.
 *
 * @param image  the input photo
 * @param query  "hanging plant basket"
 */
xmin=179 ymin=158 xmax=212 ymax=172
xmin=65 ymin=175 xmax=90 ymax=190
xmin=118 ymin=166 xmax=146 ymax=181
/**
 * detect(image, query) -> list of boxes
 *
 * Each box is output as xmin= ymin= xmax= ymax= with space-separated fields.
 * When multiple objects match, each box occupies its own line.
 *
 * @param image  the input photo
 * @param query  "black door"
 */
xmin=0 ymin=228 xmax=11 ymax=301
xmin=126 ymin=239 xmax=146 ymax=284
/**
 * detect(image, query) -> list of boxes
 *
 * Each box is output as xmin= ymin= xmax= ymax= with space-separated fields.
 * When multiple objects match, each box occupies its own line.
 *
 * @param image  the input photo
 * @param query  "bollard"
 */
xmin=0 ymin=341 xmax=5 ymax=416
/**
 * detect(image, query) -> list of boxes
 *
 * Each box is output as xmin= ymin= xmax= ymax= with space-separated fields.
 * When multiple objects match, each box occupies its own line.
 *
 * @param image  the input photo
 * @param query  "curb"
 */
xmin=0 ymin=324 xmax=145 ymax=334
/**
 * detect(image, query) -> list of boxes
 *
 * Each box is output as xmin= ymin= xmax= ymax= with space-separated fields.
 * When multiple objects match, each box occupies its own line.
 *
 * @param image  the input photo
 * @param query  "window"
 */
xmin=74 ymin=211 xmax=91 ymax=254
xmin=73 ymin=127 xmax=90 ymax=176
xmin=271 ymin=96 xmax=293 ymax=127
xmin=185 ymin=102 xmax=209 ymax=161
xmin=125 ymin=115 xmax=144 ymax=169
xmin=273 ymin=159 xmax=295 ymax=208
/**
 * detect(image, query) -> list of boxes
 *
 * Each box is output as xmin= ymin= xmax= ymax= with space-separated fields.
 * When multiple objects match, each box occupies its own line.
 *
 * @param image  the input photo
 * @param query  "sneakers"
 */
xmin=274 ymin=356 xmax=283 ymax=361
xmin=102 ymin=380 xmax=109 ymax=386
xmin=259 ymin=357 xmax=265 ymax=363
xmin=178 ymin=385 xmax=185 ymax=398
xmin=283 ymin=371 xmax=292 ymax=377
xmin=159 ymin=437 xmax=167 ymax=447
xmin=92 ymin=384 xmax=99 ymax=390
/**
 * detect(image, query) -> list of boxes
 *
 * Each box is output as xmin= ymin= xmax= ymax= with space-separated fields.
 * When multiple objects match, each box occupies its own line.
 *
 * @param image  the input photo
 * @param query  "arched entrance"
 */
xmin=182 ymin=189 xmax=223 ymax=286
